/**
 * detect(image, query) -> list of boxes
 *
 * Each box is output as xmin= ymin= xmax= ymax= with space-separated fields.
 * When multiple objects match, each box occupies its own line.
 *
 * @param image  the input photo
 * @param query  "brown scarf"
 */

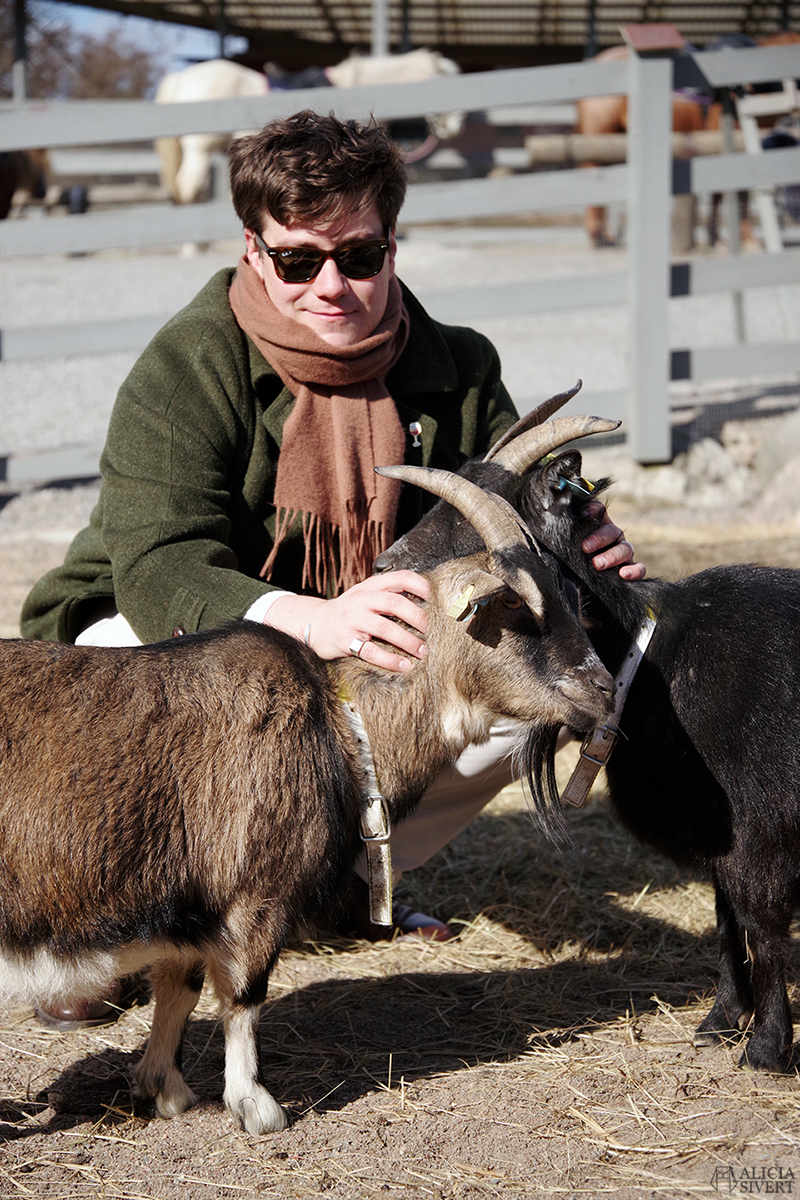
xmin=229 ymin=256 xmax=409 ymax=596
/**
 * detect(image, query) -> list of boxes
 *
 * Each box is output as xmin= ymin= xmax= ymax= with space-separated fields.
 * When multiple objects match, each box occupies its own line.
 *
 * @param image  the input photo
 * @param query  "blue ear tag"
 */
xmin=556 ymin=475 xmax=596 ymax=500
xmin=467 ymin=595 xmax=492 ymax=618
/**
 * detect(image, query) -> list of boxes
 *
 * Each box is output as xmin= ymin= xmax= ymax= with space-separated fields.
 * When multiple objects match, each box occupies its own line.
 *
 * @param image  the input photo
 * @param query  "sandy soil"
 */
xmin=0 ymin=505 xmax=799 ymax=1198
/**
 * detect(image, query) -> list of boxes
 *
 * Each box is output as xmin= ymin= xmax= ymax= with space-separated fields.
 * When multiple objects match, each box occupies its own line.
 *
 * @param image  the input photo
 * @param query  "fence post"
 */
xmin=626 ymin=50 xmax=673 ymax=462
xmin=371 ymin=0 xmax=390 ymax=56
xmin=13 ymin=0 xmax=27 ymax=103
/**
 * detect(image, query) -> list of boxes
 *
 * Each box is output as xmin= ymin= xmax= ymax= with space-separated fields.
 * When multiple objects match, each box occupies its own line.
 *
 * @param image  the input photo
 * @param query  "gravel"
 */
xmin=2 ymin=225 xmax=799 ymax=537
xmin=4 ymin=225 xmax=800 ymax=460
xmin=0 ymin=481 xmax=101 ymax=540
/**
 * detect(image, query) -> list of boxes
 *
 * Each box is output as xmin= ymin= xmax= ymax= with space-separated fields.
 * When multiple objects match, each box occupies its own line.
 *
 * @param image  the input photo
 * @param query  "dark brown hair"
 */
xmin=229 ymin=110 xmax=407 ymax=233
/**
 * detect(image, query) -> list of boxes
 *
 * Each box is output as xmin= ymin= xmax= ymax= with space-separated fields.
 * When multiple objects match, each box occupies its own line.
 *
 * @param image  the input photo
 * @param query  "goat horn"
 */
xmin=375 ymin=465 xmax=536 ymax=555
xmin=486 ymin=413 xmax=621 ymax=474
xmin=483 ymin=380 xmax=584 ymax=461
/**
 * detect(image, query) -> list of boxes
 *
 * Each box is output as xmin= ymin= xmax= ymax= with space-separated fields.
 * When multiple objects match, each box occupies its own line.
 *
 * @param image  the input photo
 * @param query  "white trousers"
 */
xmin=76 ymin=612 xmax=521 ymax=878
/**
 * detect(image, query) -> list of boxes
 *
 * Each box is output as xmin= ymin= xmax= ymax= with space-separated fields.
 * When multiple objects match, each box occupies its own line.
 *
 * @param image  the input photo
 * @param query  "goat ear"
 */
xmin=536 ymin=451 xmax=589 ymax=512
xmin=444 ymin=573 xmax=506 ymax=622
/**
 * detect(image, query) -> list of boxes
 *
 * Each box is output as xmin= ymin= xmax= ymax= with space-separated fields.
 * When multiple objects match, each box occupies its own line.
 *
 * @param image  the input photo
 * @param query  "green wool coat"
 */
xmin=21 ymin=269 xmax=519 ymax=645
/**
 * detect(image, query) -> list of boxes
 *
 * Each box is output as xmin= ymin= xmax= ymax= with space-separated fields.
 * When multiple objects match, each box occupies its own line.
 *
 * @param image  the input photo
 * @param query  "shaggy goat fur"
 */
xmin=0 ymin=546 xmax=613 ymax=1133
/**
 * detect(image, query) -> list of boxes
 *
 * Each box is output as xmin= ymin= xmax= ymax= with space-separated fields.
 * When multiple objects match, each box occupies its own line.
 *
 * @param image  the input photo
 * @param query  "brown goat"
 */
xmin=0 ymin=474 xmax=613 ymax=1133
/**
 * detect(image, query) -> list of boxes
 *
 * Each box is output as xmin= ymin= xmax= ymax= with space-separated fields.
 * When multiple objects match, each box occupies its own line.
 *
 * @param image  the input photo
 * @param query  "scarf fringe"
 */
xmin=262 ymin=501 xmax=394 ymax=598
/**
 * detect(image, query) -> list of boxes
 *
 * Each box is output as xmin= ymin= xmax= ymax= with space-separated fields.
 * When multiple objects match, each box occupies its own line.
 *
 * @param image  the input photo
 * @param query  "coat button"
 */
xmin=172 ymin=627 xmax=186 ymax=637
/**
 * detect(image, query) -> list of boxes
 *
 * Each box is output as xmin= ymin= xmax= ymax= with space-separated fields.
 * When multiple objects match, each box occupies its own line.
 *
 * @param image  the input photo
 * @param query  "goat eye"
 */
xmin=503 ymin=594 xmax=524 ymax=610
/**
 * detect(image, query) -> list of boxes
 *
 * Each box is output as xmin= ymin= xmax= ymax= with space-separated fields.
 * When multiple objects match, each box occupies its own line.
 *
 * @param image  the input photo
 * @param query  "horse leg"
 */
xmin=0 ymin=152 xmax=16 ymax=220
xmin=155 ymin=137 xmax=183 ymax=205
xmin=670 ymin=98 xmax=705 ymax=252
xmin=739 ymin=190 xmax=757 ymax=248
xmin=584 ymin=200 xmax=615 ymax=247
xmin=709 ymin=194 xmax=722 ymax=247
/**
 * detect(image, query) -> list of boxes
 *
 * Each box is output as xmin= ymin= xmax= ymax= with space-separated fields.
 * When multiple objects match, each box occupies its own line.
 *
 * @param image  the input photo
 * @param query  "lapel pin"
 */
xmin=409 ymin=421 xmax=422 ymax=448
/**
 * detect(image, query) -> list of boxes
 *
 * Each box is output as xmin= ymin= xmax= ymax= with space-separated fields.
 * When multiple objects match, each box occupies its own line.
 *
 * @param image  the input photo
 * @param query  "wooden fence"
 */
xmin=2 ymin=43 xmax=800 ymax=469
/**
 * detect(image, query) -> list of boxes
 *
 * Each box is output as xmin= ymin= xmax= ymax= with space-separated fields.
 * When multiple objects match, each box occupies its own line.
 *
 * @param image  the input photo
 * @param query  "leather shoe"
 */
xmin=392 ymin=903 xmax=453 ymax=942
xmin=34 ymin=973 xmax=151 ymax=1031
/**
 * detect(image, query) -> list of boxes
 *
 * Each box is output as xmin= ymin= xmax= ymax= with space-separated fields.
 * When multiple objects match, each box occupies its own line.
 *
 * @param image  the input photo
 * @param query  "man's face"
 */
xmin=243 ymin=203 xmax=397 ymax=349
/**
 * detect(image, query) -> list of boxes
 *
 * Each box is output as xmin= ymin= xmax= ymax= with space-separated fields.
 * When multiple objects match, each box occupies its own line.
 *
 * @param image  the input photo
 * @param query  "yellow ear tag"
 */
xmin=447 ymin=585 xmax=475 ymax=620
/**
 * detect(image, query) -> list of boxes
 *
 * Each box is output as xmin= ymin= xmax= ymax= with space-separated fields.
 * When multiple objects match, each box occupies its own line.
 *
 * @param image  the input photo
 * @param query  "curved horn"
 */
xmin=483 ymin=380 xmax=583 ymax=461
xmin=487 ymin=413 xmax=621 ymax=474
xmin=375 ymin=465 xmax=536 ymax=555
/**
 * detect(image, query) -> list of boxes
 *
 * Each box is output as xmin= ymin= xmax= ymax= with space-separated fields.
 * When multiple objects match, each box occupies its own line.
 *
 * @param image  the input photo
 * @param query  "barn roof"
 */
xmin=47 ymin=0 xmax=800 ymax=68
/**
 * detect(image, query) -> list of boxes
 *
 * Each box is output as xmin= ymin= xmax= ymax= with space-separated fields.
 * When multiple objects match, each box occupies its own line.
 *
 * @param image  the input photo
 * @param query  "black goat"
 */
xmin=377 ymin=389 xmax=800 ymax=1073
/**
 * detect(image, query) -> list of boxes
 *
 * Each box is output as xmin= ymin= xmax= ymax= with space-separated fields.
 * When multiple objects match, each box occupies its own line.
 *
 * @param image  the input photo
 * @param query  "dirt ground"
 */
xmin=1 ymin=508 xmax=800 ymax=1198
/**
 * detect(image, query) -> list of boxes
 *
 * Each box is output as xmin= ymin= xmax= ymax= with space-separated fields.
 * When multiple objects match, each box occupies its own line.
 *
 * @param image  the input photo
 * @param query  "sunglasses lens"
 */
xmin=335 ymin=243 xmax=387 ymax=279
xmin=267 ymin=241 xmax=388 ymax=282
xmin=271 ymin=249 xmax=325 ymax=283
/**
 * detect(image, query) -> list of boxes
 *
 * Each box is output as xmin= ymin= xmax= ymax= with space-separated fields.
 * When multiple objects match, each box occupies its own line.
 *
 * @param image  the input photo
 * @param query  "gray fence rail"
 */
xmin=2 ymin=44 xmax=800 ymax=469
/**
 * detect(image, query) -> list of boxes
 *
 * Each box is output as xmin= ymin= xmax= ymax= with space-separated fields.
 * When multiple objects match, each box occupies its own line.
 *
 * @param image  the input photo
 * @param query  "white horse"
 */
xmin=326 ymin=47 xmax=459 ymax=90
xmin=155 ymin=60 xmax=269 ymax=206
xmin=154 ymin=50 xmax=461 ymax=206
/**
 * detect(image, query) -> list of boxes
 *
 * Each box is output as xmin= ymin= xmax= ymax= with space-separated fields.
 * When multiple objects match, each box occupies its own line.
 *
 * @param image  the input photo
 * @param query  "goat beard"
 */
xmin=516 ymin=723 xmax=573 ymax=845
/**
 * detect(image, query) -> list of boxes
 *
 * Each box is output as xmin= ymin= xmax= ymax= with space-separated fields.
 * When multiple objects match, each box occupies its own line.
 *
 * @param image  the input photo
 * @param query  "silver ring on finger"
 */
xmin=349 ymin=636 xmax=369 ymax=658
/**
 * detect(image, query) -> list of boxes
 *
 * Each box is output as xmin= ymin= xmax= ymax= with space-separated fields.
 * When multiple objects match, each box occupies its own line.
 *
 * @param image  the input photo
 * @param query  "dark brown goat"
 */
xmin=377 ymin=387 xmax=800 ymax=1075
xmin=0 ymin=471 xmax=613 ymax=1134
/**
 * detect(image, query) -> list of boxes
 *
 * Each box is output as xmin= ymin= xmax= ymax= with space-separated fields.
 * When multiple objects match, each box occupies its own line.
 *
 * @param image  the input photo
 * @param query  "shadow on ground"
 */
xmin=4 ymin=803 xmax=800 ymax=1140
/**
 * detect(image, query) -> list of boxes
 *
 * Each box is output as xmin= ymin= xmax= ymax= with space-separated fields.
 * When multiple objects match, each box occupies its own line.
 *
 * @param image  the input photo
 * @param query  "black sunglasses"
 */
xmin=253 ymin=231 xmax=390 ymax=283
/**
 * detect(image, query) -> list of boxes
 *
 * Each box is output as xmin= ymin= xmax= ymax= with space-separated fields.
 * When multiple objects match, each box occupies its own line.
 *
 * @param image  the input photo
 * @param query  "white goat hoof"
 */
xmin=227 ymin=1088 xmax=289 ymax=1134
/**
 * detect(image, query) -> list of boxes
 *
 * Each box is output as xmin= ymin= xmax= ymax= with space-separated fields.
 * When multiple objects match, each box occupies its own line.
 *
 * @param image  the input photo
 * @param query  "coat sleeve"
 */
xmin=21 ymin=271 xmax=287 ymax=644
xmin=98 ymin=311 xmax=279 ymax=644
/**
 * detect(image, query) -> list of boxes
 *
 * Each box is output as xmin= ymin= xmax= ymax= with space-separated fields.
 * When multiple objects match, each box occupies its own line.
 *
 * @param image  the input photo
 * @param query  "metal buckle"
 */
xmin=360 ymin=796 xmax=392 ymax=843
xmin=579 ymin=724 xmax=619 ymax=766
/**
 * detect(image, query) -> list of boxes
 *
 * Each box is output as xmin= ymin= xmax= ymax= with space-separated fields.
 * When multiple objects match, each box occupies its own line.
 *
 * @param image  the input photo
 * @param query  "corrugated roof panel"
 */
xmin=48 ymin=0 xmax=800 ymax=62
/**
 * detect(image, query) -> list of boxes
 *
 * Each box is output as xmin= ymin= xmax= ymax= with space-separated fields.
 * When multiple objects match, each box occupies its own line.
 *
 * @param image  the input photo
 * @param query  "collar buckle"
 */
xmin=342 ymin=701 xmax=394 ymax=927
xmin=561 ymin=608 xmax=659 ymax=808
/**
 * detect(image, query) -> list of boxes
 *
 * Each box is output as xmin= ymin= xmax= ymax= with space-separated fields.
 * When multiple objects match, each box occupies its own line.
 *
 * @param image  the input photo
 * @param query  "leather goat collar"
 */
xmin=561 ymin=606 xmax=659 ymax=808
xmin=341 ymin=699 xmax=393 ymax=926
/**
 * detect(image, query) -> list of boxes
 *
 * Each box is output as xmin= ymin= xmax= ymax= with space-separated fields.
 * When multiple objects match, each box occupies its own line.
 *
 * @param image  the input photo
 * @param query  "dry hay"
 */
xmin=0 ymin=753 xmax=797 ymax=1199
xmin=0 ymin=519 xmax=799 ymax=1196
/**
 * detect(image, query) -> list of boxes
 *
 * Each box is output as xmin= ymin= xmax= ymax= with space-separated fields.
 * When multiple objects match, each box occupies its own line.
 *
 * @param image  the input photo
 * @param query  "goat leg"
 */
xmin=695 ymin=882 xmax=753 ymax=1047
xmin=739 ymin=925 xmax=793 ymax=1072
xmin=697 ymin=877 xmax=793 ymax=1071
xmin=206 ymin=930 xmax=290 ymax=1135
xmin=134 ymin=957 xmax=205 ymax=1116
xmin=222 ymin=1002 xmax=289 ymax=1134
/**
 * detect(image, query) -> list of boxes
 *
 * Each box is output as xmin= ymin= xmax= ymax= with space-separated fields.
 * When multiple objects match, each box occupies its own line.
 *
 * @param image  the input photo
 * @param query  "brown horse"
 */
xmin=0 ymin=149 xmax=50 ymax=219
xmin=576 ymin=35 xmax=800 ymax=249
xmin=576 ymin=45 xmax=705 ymax=247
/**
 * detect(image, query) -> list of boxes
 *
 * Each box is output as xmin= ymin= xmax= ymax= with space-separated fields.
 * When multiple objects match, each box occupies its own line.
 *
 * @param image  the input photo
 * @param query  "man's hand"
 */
xmin=581 ymin=501 xmax=646 ymax=581
xmin=264 ymin=570 xmax=430 ymax=673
